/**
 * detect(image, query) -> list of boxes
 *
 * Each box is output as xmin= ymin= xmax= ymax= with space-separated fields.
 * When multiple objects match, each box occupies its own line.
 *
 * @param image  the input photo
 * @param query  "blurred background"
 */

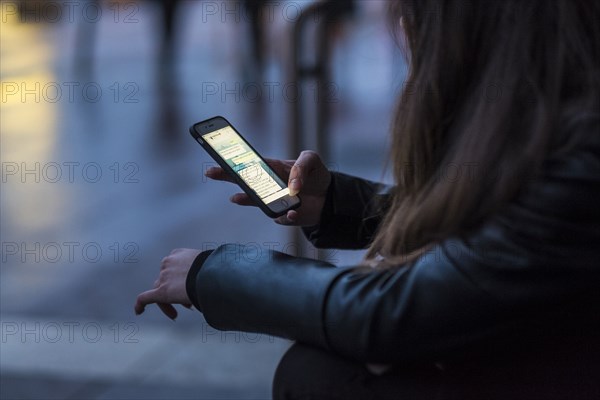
xmin=1 ymin=0 xmax=405 ymax=398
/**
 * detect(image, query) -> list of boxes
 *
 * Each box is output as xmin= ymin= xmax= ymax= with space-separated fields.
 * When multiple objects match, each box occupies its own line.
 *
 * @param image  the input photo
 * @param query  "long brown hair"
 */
xmin=366 ymin=0 xmax=600 ymax=265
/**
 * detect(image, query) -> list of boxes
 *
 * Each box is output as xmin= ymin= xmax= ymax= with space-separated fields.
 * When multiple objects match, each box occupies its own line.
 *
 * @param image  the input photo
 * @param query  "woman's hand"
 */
xmin=205 ymin=150 xmax=331 ymax=226
xmin=134 ymin=248 xmax=201 ymax=320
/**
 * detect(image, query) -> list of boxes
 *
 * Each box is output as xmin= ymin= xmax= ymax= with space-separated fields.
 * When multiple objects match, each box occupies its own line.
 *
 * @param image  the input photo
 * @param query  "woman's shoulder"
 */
xmin=486 ymin=112 xmax=600 ymax=265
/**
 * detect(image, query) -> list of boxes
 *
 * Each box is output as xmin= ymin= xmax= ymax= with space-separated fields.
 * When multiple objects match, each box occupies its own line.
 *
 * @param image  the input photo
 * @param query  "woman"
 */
xmin=135 ymin=1 xmax=599 ymax=398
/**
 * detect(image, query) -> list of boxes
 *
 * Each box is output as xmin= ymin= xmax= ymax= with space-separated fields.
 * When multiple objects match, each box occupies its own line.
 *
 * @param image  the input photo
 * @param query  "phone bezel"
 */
xmin=189 ymin=116 xmax=301 ymax=218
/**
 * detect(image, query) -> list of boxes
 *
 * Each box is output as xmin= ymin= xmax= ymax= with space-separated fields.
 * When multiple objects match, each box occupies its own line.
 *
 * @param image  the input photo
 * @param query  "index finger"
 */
xmin=135 ymin=289 xmax=178 ymax=320
xmin=135 ymin=288 xmax=160 ymax=315
xmin=204 ymin=166 xmax=236 ymax=183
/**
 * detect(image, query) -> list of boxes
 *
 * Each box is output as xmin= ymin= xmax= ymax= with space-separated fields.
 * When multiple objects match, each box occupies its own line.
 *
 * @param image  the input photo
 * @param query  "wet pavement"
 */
xmin=1 ymin=1 xmax=403 ymax=399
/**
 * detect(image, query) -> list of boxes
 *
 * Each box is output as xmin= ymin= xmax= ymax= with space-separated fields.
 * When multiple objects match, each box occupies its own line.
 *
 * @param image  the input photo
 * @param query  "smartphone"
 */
xmin=190 ymin=116 xmax=301 ymax=218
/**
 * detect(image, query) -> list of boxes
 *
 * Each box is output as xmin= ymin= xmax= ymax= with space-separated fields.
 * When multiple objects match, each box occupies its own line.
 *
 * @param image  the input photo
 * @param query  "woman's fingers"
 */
xmin=288 ymin=164 xmax=303 ymax=197
xmin=158 ymin=303 xmax=178 ymax=320
xmin=230 ymin=193 xmax=256 ymax=206
xmin=288 ymin=151 xmax=322 ymax=196
xmin=135 ymin=289 xmax=180 ymax=320
xmin=204 ymin=167 xmax=257 ymax=206
xmin=134 ymin=288 xmax=158 ymax=315
xmin=204 ymin=155 xmax=326 ymax=215
xmin=135 ymin=248 xmax=199 ymax=321
xmin=204 ymin=167 xmax=235 ymax=183
xmin=288 ymin=175 xmax=302 ymax=196
xmin=274 ymin=210 xmax=299 ymax=225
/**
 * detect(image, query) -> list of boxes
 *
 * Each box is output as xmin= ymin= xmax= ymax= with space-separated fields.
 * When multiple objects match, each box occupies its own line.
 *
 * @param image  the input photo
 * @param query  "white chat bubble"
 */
xmin=231 ymin=152 xmax=256 ymax=165
xmin=219 ymin=144 xmax=246 ymax=160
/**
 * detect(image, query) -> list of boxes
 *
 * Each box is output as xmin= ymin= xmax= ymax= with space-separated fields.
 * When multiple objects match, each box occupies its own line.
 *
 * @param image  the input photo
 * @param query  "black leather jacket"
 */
xmin=187 ymin=117 xmax=600 ymax=398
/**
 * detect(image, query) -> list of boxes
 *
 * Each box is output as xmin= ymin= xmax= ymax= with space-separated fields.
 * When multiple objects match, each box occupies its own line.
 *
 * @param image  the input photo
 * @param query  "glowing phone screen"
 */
xmin=203 ymin=126 xmax=290 ymax=204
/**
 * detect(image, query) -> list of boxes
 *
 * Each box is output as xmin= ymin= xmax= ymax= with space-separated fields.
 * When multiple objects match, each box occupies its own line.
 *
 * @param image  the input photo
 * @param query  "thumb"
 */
xmin=288 ymin=151 xmax=321 ymax=196
xmin=288 ymin=158 xmax=307 ymax=197
xmin=288 ymin=170 xmax=302 ymax=197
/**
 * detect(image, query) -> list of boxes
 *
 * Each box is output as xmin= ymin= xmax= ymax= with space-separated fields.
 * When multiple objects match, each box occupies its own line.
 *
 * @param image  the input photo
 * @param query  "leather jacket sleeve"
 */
xmin=187 ymin=118 xmax=600 ymax=365
xmin=302 ymin=172 xmax=393 ymax=249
